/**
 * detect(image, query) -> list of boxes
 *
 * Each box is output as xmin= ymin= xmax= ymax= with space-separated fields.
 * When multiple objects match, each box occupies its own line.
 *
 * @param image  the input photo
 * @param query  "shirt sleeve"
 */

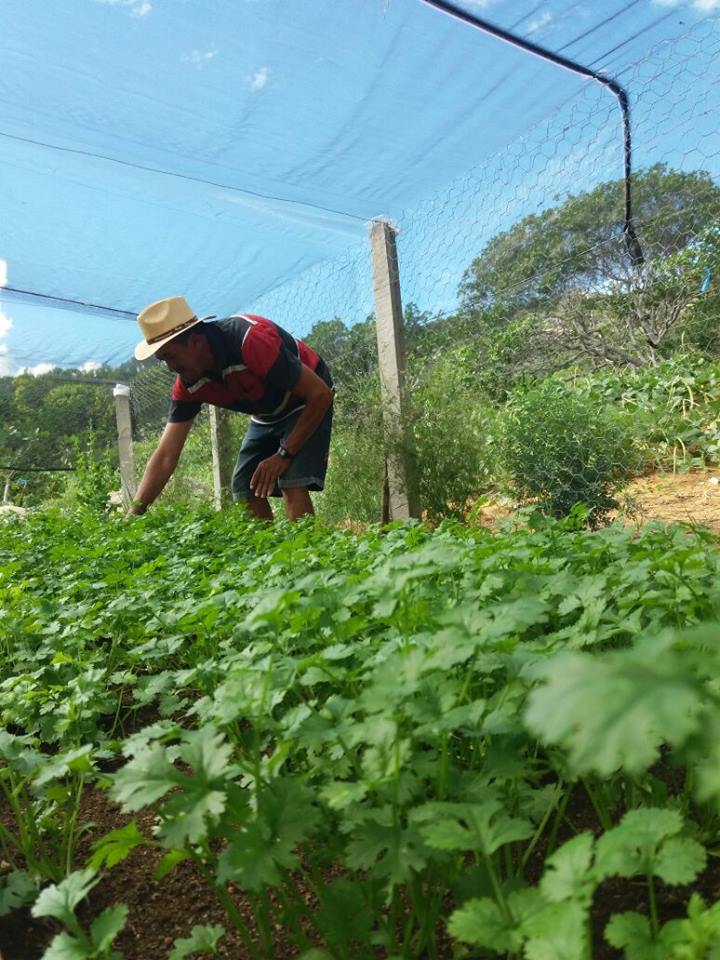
xmin=168 ymin=398 xmax=202 ymax=423
xmin=167 ymin=375 xmax=202 ymax=423
xmin=242 ymin=321 xmax=302 ymax=392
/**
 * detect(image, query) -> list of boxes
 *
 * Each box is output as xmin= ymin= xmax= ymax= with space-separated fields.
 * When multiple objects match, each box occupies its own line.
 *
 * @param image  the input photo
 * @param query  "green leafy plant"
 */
xmin=31 ymin=868 xmax=127 ymax=960
xmin=499 ymin=377 xmax=642 ymax=525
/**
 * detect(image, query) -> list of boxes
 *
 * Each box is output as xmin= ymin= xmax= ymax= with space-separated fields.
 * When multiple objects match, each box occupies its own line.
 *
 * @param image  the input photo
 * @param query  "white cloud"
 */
xmin=249 ymin=66 xmax=270 ymax=91
xmin=527 ymin=11 xmax=553 ymax=33
xmin=653 ymin=0 xmax=720 ymax=9
xmin=0 ymin=259 xmax=6 ymax=287
xmin=16 ymin=363 xmax=55 ymax=377
xmin=93 ymin=0 xmax=152 ymax=17
xmin=183 ymin=48 xmax=219 ymax=66
xmin=0 ymin=312 xmax=11 ymax=339
xmin=81 ymin=360 xmax=102 ymax=372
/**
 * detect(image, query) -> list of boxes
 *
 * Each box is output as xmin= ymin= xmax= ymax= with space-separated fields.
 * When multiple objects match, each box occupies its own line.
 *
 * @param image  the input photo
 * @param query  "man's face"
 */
xmin=156 ymin=333 xmax=206 ymax=383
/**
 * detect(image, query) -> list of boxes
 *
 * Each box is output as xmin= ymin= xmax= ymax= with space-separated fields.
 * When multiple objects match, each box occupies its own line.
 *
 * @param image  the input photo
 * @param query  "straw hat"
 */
xmin=134 ymin=296 xmax=204 ymax=360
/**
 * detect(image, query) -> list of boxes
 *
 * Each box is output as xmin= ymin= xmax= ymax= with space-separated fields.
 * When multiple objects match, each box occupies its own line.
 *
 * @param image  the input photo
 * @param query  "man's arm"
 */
xmin=128 ymin=419 xmax=193 ymax=515
xmin=250 ymin=365 xmax=333 ymax=499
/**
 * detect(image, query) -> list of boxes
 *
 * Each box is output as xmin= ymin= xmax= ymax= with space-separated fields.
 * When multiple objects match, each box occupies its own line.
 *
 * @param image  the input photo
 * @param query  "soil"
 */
xmin=620 ymin=468 xmax=720 ymax=533
xmin=472 ymin=468 xmax=720 ymax=533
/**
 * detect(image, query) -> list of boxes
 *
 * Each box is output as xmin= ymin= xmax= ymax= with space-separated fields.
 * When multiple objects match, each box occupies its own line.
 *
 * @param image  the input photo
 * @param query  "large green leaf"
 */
xmin=218 ymin=779 xmax=319 ymax=890
xmin=89 ymin=904 xmax=128 ymax=953
xmin=0 ymin=870 xmax=36 ymax=916
xmin=605 ymin=911 xmax=686 ymax=960
xmin=595 ymin=808 xmax=706 ymax=885
xmin=417 ymin=794 xmax=533 ymax=857
xmin=31 ymin=869 xmax=98 ymax=927
xmin=525 ymin=647 xmax=703 ymax=776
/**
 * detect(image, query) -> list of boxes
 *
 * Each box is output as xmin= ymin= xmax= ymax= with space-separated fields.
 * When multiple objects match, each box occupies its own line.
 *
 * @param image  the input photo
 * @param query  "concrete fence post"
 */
xmin=209 ymin=406 xmax=234 ymax=510
xmin=113 ymin=384 xmax=136 ymax=506
xmin=368 ymin=218 xmax=419 ymax=520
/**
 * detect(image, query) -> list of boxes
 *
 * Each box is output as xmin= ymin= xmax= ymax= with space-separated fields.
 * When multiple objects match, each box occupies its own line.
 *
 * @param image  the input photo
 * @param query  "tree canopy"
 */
xmin=458 ymin=164 xmax=720 ymax=315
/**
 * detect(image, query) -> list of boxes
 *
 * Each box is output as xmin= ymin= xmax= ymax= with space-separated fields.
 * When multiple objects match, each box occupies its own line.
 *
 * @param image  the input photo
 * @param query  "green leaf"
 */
xmin=154 ymin=849 xmax=191 ymax=881
xmin=0 ymin=869 xmax=36 ymax=916
xmin=418 ymin=795 xmax=533 ymax=857
xmin=180 ymin=726 xmax=234 ymax=783
xmin=345 ymin=813 xmax=427 ymax=885
xmin=168 ymin=923 xmax=225 ymax=959
xmin=112 ymin=728 xmax=233 ymax=848
xmin=32 ymin=869 xmax=98 ymax=926
xmin=448 ymin=896 xmax=523 ymax=952
xmin=90 ymin=904 xmax=128 ymax=952
xmin=669 ymin=893 xmax=720 ymax=959
xmin=449 ymin=889 xmax=542 ymax=953
xmin=33 ymin=745 xmax=94 ymax=788
xmin=540 ymin=833 xmax=596 ymax=905
xmin=315 ymin=878 xmax=373 ymax=948
xmin=218 ymin=779 xmax=319 ymax=891
xmin=606 ymin=907 xmax=697 ymax=958
xmin=320 ymin=779 xmax=368 ymax=810
xmin=595 ymin=808 xmax=702 ymax=883
xmin=88 ymin=821 xmax=145 ymax=871
xmin=41 ymin=932 xmax=90 ymax=960
xmin=110 ymin=744 xmax=180 ymax=811
xmin=523 ymin=900 xmax=588 ymax=960
xmin=655 ymin=836 xmax=707 ymax=886
xmin=525 ymin=647 xmax=703 ymax=777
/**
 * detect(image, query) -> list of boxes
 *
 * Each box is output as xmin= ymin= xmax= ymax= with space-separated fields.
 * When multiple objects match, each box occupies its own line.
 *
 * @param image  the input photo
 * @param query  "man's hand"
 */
xmin=250 ymin=454 xmax=291 ymax=499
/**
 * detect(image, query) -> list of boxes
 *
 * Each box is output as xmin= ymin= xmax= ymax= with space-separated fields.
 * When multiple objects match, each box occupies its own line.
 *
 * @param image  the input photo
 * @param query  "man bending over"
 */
xmin=129 ymin=296 xmax=334 ymax=521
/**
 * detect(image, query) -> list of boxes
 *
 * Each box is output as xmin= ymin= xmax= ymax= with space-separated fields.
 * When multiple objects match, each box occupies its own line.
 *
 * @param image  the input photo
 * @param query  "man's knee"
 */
xmin=243 ymin=494 xmax=274 ymax=521
xmin=282 ymin=486 xmax=314 ymax=521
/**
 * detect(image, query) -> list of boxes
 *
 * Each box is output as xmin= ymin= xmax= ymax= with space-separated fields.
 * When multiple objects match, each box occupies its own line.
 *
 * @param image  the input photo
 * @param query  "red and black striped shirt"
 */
xmin=168 ymin=314 xmax=331 ymax=426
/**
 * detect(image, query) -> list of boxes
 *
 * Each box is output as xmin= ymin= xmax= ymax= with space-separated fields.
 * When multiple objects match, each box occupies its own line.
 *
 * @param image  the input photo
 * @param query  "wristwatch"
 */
xmin=277 ymin=444 xmax=294 ymax=460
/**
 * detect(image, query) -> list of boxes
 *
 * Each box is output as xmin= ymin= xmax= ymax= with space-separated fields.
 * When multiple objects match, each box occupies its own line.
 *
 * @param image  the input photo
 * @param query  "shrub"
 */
xmin=316 ymin=380 xmax=385 ymax=524
xmin=499 ymin=379 xmax=640 ymax=526
xmin=409 ymin=352 xmax=496 ymax=518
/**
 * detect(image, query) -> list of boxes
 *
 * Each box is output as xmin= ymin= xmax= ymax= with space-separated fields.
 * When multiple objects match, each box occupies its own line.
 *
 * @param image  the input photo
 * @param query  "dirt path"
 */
xmin=622 ymin=469 xmax=720 ymax=533
xmin=471 ymin=469 xmax=720 ymax=533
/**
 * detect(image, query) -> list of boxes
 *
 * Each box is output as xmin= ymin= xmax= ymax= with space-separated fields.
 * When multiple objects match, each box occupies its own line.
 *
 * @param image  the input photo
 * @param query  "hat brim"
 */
xmin=134 ymin=315 xmax=205 ymax=361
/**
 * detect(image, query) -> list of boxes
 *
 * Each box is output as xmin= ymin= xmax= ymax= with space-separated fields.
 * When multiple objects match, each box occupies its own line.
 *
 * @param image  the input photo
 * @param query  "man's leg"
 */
xmin=246 ymin=494 xmax=274 ymax=521
xmin=282 ymin=486 xmax=314 ymax=521
xmin=232 ymin=421 xmax=277 ymax=520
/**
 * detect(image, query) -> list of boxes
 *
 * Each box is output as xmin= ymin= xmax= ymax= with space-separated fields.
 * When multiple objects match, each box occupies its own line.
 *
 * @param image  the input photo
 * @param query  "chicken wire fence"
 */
xmin=5 ymin=13 xmax=719 ymax=520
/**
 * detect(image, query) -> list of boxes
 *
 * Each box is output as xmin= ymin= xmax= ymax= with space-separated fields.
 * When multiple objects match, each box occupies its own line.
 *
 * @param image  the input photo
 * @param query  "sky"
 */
xmin=1 ymin=0 xmax=719 ymax=376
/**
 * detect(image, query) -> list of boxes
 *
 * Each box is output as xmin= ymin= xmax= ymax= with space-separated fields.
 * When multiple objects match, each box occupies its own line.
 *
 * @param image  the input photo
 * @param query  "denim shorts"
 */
xmin=231 ymin=402 xmax=333 ymax=500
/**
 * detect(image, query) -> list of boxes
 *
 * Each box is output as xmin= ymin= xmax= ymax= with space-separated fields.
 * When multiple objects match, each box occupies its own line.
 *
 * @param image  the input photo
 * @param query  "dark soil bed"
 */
xmin=2 ymin=775 xmax=717 ymax=960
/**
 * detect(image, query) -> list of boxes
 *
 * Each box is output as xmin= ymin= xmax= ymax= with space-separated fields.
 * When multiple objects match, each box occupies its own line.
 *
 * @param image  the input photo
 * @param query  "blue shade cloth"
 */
xmin=1 ymin=0 xmax=717 ymax=372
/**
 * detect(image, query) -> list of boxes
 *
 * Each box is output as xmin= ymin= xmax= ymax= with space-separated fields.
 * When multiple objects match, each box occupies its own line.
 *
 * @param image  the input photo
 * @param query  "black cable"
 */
xmin=508 ymin=2 xmax=546 ymax=31
xmin=588 ymin=10 xmax=678 ymax=68
xmin=0 ymin=129 xmax=369 ymax=224
xmin=2 ymin=285 xmax=138 ymax=319
xmin=556 ymin=0 xmax=644 ymax=53
xmin=1 ymin=465 xmax=75 ymax=472
xmin=417 ymin=0 xmax=645 ymax=267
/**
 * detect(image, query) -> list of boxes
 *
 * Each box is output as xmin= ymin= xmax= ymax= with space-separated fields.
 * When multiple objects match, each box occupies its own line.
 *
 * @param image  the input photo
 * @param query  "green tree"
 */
xmin=459 ymin=164 xmax=720 ymax=315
